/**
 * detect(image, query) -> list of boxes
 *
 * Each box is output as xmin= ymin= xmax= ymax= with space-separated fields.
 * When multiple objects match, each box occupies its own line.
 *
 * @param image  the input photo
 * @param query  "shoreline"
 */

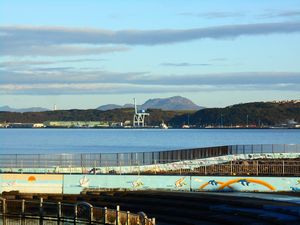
xmin=1 ymin=127 xmax=299 ymax=129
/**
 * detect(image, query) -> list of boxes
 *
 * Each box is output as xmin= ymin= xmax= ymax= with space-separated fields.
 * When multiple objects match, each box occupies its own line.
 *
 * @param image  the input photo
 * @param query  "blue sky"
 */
xmin=0 ymin=0 xmax=300 ymax=109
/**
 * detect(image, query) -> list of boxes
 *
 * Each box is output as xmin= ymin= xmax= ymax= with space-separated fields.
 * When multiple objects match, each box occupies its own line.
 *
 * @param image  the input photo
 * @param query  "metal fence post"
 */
xmin=283 ymin=160 xmax=285 ymax=176
xmin=21 ymin=199 xmax=25 ymax=217
xmin=104 ymin=207 xmax=107 ymax=224
xmin=116 ymin=205 xmax=120 ymax=225
xmin=74 ymin=205 xmax=78 ymax=225
xmin=57 ymin=202 xmax=62 ymax=224
xmin=90 ymin=205 xmax=94 ymax=223
xmin=138 ymin=212 xmax=147 ymax=225
xmin=126 ymin=211 xmax=130 ymax=225
xmin=39 ymin=198 xmax=43 ymax=215
xmin=2 ymin=198 xmax=6 ymax=215
xmin=39 ymin=198 xmax=43 ymax=225
xmin=2 ymin=198 xmax=6 ymax=225
xmin=152 ymin=218 xmax=156 ymax=225
xmin=256 ymin=161 xmax=259 ymax=176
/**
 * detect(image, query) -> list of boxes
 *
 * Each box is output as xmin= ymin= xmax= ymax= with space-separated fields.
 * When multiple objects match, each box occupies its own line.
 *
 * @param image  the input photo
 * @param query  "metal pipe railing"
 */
xmin=0 ymin=197 xmax=155 ymax=225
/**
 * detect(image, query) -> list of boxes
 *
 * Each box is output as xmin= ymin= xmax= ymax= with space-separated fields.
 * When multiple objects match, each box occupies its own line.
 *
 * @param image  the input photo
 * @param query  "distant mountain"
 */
xmin=0 ymin=105 xmax=49 ymax=112
xmin=123 ymin=103 xmax=134 ymax=108
xmin=142 ymin=96 xmax=203 ymax=110
xmin=97 ymin=96 xmax=203 ymax=111
xmin=97 ymin=104 xmax=123 ymax=111
xmin=97 ymin=103 xmax=135 ymax=111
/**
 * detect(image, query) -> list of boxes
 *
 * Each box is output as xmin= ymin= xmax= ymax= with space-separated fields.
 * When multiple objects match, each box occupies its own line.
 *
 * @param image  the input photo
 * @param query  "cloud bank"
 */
xmin=0 ymin=66 xmax=299 ymax=94
xmin=1 ymin=21 xmax=300 ymax=56
xmin=160 ymin=62 xmax=211 ymax=67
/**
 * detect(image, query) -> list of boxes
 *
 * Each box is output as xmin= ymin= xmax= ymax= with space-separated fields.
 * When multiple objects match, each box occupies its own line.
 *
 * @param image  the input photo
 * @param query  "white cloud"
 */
xmin=1 ymin=21 xmax=300 ymax=56
xmin=0 ymin=67 xmax=299 ymax=94
xmin=1 ymin=44 xmax=129 ymax=56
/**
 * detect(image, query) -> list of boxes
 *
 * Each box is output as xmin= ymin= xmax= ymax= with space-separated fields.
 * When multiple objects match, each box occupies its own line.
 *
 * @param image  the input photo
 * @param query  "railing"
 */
xmin=0 ymin=197 xmax=155 ymax=225
xmin=155 ymin=159 xmax=300 ymax=176
xmin=0 ymin=144 xmax=299 ymax=169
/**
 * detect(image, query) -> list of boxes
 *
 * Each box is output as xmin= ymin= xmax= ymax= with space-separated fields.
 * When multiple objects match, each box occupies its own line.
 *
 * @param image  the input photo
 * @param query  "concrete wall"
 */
xmin=1 ymin=173 xmax=299 ymax=194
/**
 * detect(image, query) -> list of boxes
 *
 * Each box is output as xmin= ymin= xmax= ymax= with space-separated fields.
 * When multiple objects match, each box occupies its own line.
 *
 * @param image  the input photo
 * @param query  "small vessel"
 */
xmin=160 ymin=121 xmax=168 ymax=129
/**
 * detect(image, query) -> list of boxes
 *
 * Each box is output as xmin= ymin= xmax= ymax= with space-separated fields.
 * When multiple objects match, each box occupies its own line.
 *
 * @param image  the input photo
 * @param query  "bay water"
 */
xmin=1 ymin=128 xmax=299 ymax=154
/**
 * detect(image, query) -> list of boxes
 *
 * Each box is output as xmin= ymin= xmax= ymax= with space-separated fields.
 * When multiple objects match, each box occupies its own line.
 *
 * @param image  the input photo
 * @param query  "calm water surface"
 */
xmin=0 ymin=128 xmax=299 ymax=154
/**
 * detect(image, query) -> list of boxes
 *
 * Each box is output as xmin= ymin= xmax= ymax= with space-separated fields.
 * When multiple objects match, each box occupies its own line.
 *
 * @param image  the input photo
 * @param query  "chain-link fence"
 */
xmin=0 ymin=144 xmax=299 ymax=169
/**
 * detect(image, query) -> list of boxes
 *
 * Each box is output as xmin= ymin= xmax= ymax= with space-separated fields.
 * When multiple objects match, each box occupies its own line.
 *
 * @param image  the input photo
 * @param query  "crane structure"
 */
xmin=133 ymin=98 xmax=149 ymax=127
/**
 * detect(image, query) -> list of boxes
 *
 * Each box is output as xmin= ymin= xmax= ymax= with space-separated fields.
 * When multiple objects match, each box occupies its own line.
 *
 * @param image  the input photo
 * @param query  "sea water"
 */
xmin=0 ymin=128 xmax=299 ymax=154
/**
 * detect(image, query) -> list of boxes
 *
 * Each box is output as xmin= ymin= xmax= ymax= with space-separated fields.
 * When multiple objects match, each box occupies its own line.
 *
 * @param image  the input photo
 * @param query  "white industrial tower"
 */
xmin=133 ymin=98 xmax=149 ymax=127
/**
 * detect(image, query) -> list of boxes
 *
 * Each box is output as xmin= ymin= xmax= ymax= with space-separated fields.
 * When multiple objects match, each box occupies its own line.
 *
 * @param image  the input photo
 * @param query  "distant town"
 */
xmin=1 ymin=120 xmax=300 ymax=129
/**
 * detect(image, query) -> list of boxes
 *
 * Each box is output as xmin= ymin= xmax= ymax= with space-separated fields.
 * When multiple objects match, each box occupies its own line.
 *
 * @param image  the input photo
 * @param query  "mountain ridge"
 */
xmin=97 ymin=96 xmax=203 ymax=111
xmin=0 ymin=105 xmax=50 ymax=113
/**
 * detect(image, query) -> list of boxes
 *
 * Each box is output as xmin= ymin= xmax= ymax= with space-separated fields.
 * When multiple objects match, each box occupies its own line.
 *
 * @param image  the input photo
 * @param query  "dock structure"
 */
xmin=133 ymin=98 xmax=149 ymax=127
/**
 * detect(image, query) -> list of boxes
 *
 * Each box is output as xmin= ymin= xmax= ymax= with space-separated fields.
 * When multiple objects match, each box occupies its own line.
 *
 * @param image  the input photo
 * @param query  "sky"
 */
xmin=0 ymin=0 xmax=300 ymax=109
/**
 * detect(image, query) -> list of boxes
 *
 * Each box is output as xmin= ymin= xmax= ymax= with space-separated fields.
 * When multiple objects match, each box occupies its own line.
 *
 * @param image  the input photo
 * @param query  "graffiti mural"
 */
xmin=217 ymin=178 xmax=276 ymax=191
xmin=191 ymin=176 xmax=300 ymax=192
xmin=1 ymin=174 xmax=300 ymax=194
xmin=63 ymin=175 xmax=190 ymax=194
xmin=198 ymin=179 xmax=233 ymax=191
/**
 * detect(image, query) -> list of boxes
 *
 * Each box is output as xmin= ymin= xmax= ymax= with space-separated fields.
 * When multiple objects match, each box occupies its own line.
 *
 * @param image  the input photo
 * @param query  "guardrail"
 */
xmin=0 ymin=144 xmax=299 ymax=169
xmin=0 ymin=197 xmax=155 ymax=225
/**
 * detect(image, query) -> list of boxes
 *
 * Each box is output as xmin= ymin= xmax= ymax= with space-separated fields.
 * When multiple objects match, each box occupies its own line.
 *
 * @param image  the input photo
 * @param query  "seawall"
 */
xmin=1 ymin=174 xmax=300 ymax=194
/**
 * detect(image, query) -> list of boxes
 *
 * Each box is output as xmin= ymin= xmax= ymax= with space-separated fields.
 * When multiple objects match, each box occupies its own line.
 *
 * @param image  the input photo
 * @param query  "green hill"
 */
xmin=169 ymin=101 xmax=300 ymax=127
xmin=0 ymin=108 xmax=188 ymax=126
xmin=1 ymin=101 xmax=299 ymax=128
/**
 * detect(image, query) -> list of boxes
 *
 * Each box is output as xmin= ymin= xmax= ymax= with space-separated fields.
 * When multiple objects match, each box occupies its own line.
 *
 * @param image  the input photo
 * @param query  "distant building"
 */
xmin=0 ymin=123 xmax=8 ymax=128
xmin=33 ymin=123 xmax=45 ymax=128
xmin=271 ymin=100 xmax=300 ymax=104
xmin=43 ymin=121 xmax=110 ymax=128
